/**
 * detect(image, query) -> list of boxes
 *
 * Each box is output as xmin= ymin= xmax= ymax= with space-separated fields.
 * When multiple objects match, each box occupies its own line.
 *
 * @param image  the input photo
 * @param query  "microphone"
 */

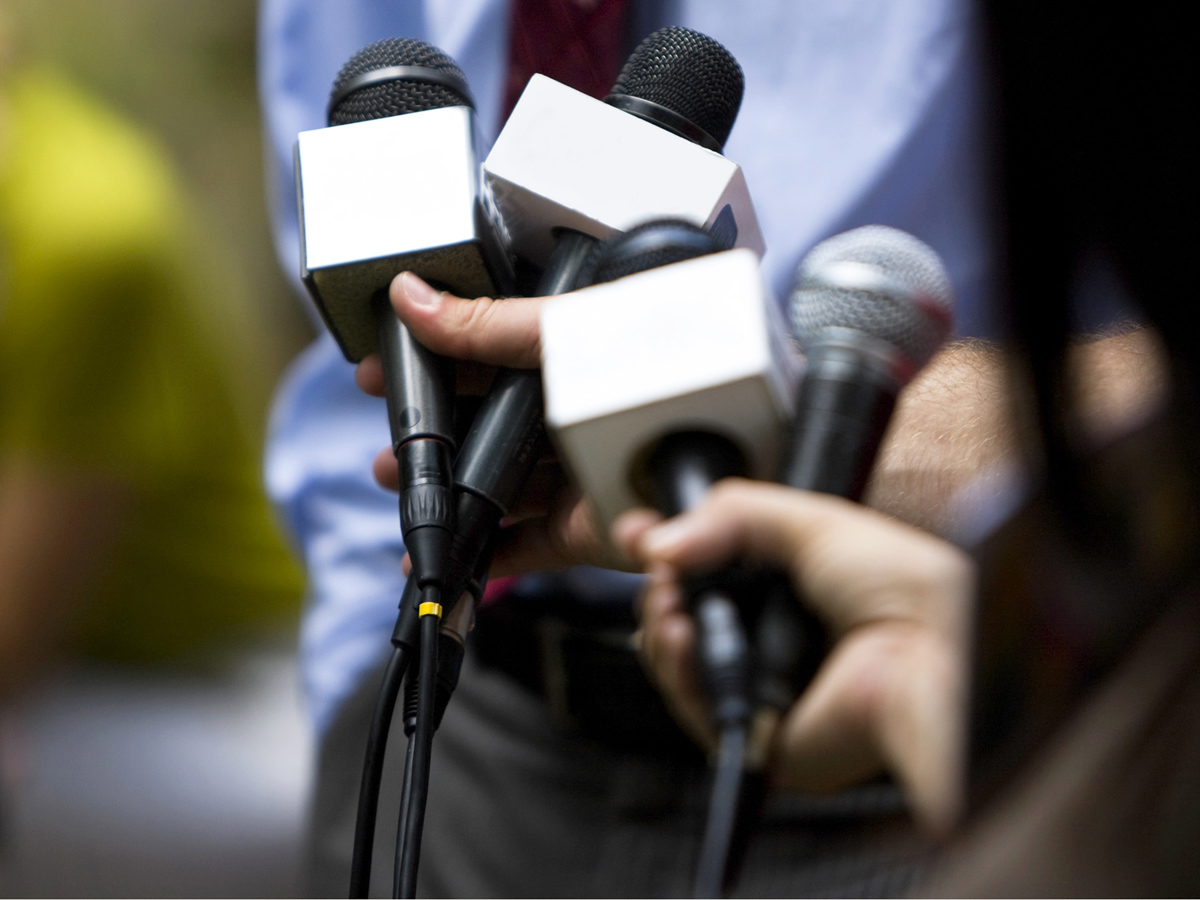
xmin=300 ymin=40 xmax=513 ymax=900
xmin=296 ymin=38 xmax=514 ymax=621
xmin=435 ymin=28 xmax=755 ymax=626
xmin=541 ymin=232 xmax=800 ymax=538
xmin=564 ymin=221 xmax=771 ymax=900
xmin=784 ymin=225 xmax=954 ymax=498
xmin=484 ymin=26 xmax=762 ymax=267
xmin=752 ymin=225 xmax=956 ymax=714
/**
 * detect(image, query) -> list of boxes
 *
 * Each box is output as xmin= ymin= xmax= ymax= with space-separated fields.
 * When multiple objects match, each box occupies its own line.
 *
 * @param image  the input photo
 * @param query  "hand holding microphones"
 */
xmin=616 ymin=481 xmax=972 ymax=835
xmin=354 ymin=270 xmax=628 ymax=578
xmin=361 ymin=220 xmax=975 ymax=836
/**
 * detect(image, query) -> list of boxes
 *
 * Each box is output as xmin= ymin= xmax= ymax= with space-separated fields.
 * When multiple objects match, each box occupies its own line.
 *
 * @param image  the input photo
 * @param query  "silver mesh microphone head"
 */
xmin=791 ymin=225 xmax=954 ymax=380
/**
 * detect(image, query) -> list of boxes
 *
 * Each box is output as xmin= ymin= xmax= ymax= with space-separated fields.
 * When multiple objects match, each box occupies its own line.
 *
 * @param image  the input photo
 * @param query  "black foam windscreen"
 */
xmin=606 ymin=27 xmax=744 ymax=150
xmin=585 ymin=219 xmax=721 ymax=286
xmin=328 ymin=37 xmax=471 ymax=126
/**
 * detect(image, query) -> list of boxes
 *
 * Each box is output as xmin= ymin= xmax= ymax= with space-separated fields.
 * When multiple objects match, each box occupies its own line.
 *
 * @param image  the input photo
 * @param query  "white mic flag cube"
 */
xmin=483 ymin=75 xmax=765 ymax=267
xmin=541 ymin=249 xmax=802 ymax=535
xmin=296 ymin=105 xmax=511 ymax=361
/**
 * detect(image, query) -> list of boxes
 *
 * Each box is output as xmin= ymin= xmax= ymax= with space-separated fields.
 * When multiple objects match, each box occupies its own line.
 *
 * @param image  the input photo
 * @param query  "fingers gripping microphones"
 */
xmin=541 ymin=223 xmax=955 ymax=895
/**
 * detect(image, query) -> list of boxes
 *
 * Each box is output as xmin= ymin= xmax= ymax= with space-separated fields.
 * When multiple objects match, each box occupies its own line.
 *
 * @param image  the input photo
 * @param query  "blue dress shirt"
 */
xmin=259 ymin=0 xmax=992 ymax=735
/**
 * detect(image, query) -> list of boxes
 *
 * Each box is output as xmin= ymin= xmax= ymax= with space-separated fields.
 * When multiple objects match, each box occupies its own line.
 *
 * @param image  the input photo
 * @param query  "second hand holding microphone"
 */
xmin=541 ymin=221 xmax=801 ymax=899
xmin=541 ymin=223 xmax=955 ymax=897
xmin=753 ymin=225 xmax=956 ymax=714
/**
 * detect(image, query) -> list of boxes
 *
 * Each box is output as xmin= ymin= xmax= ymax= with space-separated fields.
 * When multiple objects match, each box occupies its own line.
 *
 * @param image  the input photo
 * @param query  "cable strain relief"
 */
xmin=404 ymin=520 xmax=453 ymax=589
xmin=401 ymin=671 xmax=419 ymax=737
xmin=392 ymin=581 xmax=421 ymax=650
xmin=401 ymin=482 xmax=453 ymax=535
xmin=432 ymin=633 xmax=466 ymax=731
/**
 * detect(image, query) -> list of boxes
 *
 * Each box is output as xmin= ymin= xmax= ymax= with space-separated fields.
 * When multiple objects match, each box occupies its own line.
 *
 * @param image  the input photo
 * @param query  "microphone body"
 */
xmin=782 ymin=336 xmax=902 ymax=500
xmin=439 ymin=27 xmax=756 ymax=623
xmin=483 ymin=74 xmax=764 ymax=265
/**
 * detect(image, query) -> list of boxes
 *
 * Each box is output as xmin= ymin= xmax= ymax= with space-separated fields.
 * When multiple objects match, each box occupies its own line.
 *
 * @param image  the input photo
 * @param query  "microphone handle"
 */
xmin=649 ymin=432 xmax=754 ymax=727
xmin=376 ymin=291 xmax=457 ymax=452
xmin=782 ymin=343 xmax=899 ymax=501
xmin=376 ymin=292 xmax=457 ymax=590
xmin=753 ymin=343 xmax=903 ymax=711
xmin=427 ymin=229 xmax=599 ymax=623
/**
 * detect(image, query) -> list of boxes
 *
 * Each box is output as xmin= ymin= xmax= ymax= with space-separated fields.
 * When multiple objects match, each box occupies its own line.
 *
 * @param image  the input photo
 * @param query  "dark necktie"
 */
xmin=501 ymin=0 xmax=632 ymax=125
xmin=483 ymin=0 xmax=632 ymax=606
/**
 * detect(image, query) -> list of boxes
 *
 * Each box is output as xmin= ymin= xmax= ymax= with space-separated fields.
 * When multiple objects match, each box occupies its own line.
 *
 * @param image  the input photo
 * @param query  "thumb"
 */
xmin=390 ymin=272 xmax=545 ymax=368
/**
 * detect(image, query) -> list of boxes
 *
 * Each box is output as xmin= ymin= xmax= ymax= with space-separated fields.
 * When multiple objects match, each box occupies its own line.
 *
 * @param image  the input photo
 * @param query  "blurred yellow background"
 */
xmin=4 ymin=0 xmax=311 ymax=380
xmin=1 ymin=4 xmax=315 ymax=896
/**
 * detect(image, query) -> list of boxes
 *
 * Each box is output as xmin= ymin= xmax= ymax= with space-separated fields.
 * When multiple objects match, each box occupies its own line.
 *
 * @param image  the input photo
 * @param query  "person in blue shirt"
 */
xmin=259 ymin=0 xmax=1153 ymax=894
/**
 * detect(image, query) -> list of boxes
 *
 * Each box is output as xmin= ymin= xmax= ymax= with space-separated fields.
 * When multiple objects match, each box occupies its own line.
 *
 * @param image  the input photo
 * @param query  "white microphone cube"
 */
xmin=483 ymin=75 xmax=765 ymax=267
xmin=296 ymin=105 xmax=510 ymax=361
xmin=541 ymin=249 xmax=801 ymax=535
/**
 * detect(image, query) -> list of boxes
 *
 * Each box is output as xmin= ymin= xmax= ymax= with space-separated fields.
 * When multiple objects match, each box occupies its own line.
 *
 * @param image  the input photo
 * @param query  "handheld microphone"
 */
xmin=753 ymin=226 xmax=956 ymax=714
xmin=567 ymin=222 xmax=765 ymax=900
xmin=484 ymin=26 xmax=762 ymax=266
xmin=436 ymin=28 xmax=753 ymax=623
xmin=784 ymin=225 xmax=954 ymax=497
xmin=296 ymin=38 xmax=515 ymax=625
xmin=303 ymin=39 xmax=513 ymax=899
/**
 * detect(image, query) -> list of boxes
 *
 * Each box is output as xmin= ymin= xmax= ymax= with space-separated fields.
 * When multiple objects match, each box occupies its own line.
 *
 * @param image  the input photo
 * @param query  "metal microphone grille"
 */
xmin=791 ymin=225 xmax=954 ymax=372
xmin=607 ymin=27 xmax=743 ymax=150
xmin=328 ymin=38 xmax=471 ymax=125
xmin=587 ymin=219 xmax=721 ymax=285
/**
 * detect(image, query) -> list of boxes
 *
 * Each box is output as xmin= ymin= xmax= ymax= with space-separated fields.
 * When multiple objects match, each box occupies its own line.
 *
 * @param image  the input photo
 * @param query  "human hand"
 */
xmin=355 ymin=272 xmax=628 ymax=576
xmin=614 ymin=479 xmax=973 ymax=833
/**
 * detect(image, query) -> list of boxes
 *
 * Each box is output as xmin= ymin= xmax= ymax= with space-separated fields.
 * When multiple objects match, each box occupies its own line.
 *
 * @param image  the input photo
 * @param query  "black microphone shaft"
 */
xmin=437 ymin=229 xmax=597 ymax=610
xmin=782 ymin=343 xmax=898 ymax=501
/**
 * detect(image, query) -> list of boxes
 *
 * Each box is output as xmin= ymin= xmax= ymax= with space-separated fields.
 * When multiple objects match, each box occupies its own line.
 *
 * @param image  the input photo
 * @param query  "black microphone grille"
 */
xmin=791 ymin=226 xmax=955 ymax=375
xmin=606 ymin=27 xmax=744 ymax=151
xmin=328 ymin=38 xmax=472 ymax=126
xmin=586 ymin=219 xmax=721 ymax=286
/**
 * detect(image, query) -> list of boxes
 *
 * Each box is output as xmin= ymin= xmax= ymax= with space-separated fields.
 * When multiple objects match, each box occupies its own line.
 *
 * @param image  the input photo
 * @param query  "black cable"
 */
xmin=349 ymin=644 xmax=409 ymax=898
xmin=392 ymin=675 xmax=419 ymax=900
xmin=688 ymin=590 xmax=753 ymax=899
xmin=693 ymin=725 xmax=748 ymax=899
xmin=396 ymin=591 xmax=442 ymax=898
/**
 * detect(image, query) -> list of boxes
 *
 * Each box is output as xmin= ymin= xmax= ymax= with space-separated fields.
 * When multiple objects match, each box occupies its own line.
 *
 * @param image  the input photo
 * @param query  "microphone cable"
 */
xmin=392 ymin=675 xmax=418 ymax=898
xmin=395 ymin=589 xmax=442 ymax=899
xmin=687 ymin=586 xmax=753 ymax=899
xmin=349 ymin=577 xmax=426 ymax=898
xmin=695 ymin=723 xmax=747 ymax=898
xmin=349 ymin=642 xmax=410 ymax=898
